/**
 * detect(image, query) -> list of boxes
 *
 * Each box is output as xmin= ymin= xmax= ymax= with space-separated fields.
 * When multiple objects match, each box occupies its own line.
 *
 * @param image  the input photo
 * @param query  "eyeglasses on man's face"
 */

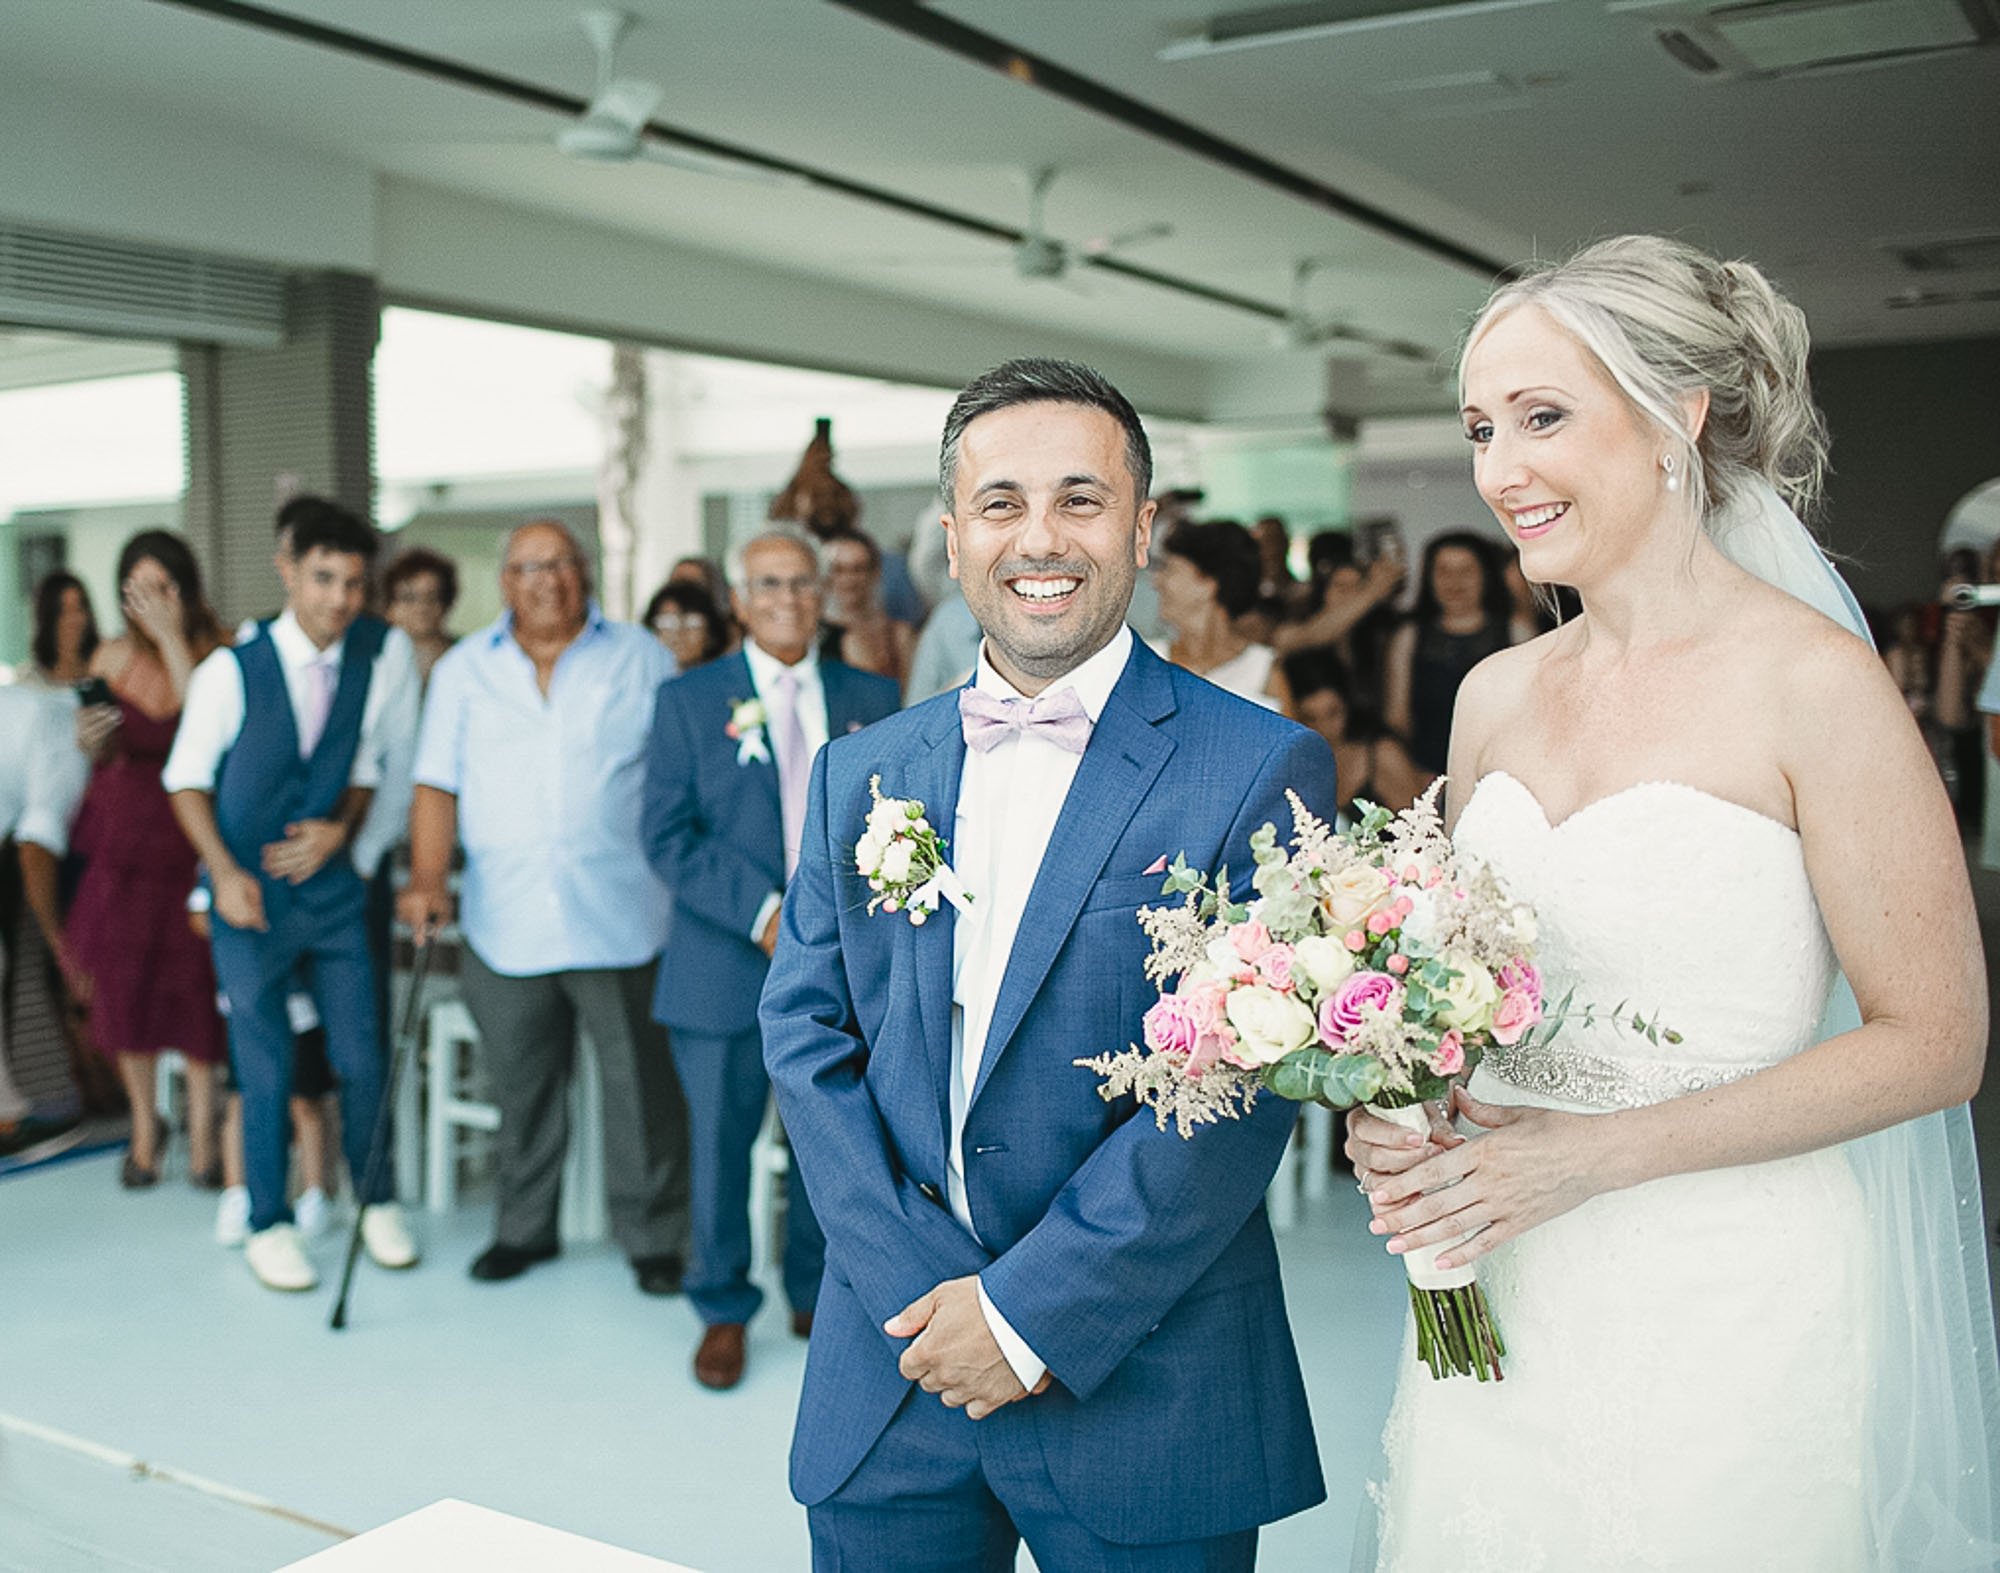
xmin=743 ymin=574 xmax=820 ymax=600
xmin=503 ymin=555 xmax=583 ymax=582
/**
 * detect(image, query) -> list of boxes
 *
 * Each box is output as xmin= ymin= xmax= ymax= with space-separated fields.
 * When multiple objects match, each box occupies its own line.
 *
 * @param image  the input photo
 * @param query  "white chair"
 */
xmin=746 ymin=1097 xmax=790 ymax=1272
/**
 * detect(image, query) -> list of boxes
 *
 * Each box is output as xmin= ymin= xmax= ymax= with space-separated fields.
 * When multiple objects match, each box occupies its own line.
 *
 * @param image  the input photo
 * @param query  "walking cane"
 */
xmin=330 ymin=935 xmax=435 ymax=1331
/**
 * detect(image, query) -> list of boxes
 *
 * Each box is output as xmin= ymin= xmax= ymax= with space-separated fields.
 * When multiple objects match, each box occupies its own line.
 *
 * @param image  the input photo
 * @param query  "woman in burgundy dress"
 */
xmin=67 ymin=531 xmax=229 ymax=1188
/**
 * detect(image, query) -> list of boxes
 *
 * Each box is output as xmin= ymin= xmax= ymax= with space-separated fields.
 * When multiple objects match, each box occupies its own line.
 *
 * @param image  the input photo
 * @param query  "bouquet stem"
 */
xmin=1368 ymin=1100 xmax=1507 ymax=1382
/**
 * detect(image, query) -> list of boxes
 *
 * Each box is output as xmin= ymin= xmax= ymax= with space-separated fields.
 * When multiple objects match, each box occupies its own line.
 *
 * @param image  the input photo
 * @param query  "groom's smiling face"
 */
xmin=943 ymin=401 xmax=1155 ymax=696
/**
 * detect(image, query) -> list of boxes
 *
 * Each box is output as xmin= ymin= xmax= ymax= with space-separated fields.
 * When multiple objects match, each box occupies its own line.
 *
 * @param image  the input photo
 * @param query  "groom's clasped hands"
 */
xmin=885 ymin=1276 xmax=1053 ymax=1420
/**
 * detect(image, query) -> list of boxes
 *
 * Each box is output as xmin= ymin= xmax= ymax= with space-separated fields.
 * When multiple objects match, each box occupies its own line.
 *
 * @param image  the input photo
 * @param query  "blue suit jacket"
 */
xmin=761 ymin=640 xmax=1334 ymax=1544
xmin=644 ymin=650 xmax=900 ymax=1035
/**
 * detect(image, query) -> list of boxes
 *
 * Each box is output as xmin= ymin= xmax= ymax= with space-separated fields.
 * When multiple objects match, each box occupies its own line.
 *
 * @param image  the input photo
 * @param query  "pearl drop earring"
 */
xmin=1662 ymin=455 xmax=1680 ymax=494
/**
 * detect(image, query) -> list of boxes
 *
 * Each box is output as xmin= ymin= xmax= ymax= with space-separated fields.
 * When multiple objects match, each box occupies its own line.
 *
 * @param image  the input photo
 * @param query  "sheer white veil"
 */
xmin=1713 ymin=479 xmax=2000 ymax=1569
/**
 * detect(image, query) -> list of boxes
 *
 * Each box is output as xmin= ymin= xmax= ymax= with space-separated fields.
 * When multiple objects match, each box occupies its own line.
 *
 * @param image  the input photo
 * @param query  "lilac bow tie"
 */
xmin=958 ymin=685 xmax=1093 ymax=755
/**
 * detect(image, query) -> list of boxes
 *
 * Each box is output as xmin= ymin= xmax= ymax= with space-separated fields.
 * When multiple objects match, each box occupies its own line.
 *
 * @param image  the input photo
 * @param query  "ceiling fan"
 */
xmin=1270 ymin=260 xmax=1357 ymax=350
xmin=553 ymin=9 xmax=802 ymax=186
xmin=1008 ymin=167 xmax=1173 ymax=284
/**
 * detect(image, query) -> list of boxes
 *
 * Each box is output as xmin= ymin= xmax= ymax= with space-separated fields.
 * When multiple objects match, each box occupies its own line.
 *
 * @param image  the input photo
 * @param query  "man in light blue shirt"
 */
xmin=402 ymin=520 xmax=691 ymax=1296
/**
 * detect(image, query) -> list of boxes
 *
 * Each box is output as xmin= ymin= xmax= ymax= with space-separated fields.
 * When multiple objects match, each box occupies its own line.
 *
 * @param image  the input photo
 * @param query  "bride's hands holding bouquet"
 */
xmin=1364 ymin=1084 xmax=1618 ymax=1271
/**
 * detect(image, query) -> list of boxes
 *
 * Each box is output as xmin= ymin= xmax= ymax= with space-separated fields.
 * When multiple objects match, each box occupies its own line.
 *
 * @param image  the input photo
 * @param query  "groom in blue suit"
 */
xmin=644 ymin=529 xmax=899 ymax=1390
xmin=763 ymin=360 xmax=1332 ymax=1570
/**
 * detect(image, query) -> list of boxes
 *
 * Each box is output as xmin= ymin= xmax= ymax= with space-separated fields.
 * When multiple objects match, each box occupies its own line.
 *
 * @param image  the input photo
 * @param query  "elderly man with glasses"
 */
xmin=643 ymin=528 xmax=899 ymax=1389
xmin=401 ymin=519 xmax=693 ymax=1297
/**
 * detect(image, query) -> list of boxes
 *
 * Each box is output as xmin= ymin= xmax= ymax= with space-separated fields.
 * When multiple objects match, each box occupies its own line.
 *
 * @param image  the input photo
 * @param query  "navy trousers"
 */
xmin=808 ymin=1384 xmax=1258 ymax=1572
xmin=672 ymin=1026 xmax=823 ymax=1325
xmin=211 ymin=884 xmax=388 ymax=1234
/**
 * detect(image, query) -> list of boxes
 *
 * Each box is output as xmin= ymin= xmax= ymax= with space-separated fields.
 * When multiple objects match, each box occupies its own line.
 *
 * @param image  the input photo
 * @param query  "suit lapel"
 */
xmin=968 ymin=646 xmax=1177 ymax=1111
xmin=724 ymin=650 xmax=781 ymax=817
xmin=904 ymin=693 xmax=969 ymax=1147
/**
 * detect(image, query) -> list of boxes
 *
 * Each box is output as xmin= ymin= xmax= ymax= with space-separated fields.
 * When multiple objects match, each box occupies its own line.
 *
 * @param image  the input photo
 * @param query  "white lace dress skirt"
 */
xmin=1368 ymin=1065 xmax=1874 ymax=1572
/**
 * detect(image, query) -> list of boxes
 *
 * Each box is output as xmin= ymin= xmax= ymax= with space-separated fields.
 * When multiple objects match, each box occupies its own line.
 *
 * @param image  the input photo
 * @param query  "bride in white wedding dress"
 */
xmin=1348 ymin=236 xmax=2000 ymax=1571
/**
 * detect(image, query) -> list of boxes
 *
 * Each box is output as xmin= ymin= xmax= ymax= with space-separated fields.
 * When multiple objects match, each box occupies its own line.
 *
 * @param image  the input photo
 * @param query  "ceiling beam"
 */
xmin=825 ymin=0 xmax=1509 ymax=281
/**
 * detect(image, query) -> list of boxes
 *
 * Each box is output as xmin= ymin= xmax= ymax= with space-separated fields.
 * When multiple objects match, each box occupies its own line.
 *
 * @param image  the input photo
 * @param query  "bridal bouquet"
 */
xmin=1077 ymin=784 xmax=1544 ymax=1381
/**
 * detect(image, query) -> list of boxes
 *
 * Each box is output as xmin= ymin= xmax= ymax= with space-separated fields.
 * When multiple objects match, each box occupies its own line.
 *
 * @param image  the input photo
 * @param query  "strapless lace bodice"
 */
xmin=1454 ymin=772 xmax=1837 ymax=1110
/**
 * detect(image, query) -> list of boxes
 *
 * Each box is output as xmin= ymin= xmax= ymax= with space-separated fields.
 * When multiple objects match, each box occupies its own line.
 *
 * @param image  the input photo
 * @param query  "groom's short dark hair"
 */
xmin=939 ymin=358 xmax=1152 ymax=504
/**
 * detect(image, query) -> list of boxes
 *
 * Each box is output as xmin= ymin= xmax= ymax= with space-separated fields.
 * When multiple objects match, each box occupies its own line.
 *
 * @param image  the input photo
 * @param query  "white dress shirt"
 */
xmin=744 ymin=639 xmax=830 ymax=940
xmin=950 ymin=624 xmax=1134 ymax=1388
xmin=411 ymin=606 xmax=676 ymax=976
xmin=163 ymin=611 xmax=417 ymax=799
xmin=0 ymin=683 xmax=88 ymax=852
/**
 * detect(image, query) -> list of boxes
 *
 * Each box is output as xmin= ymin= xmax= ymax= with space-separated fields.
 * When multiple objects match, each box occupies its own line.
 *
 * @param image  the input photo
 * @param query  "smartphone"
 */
xmin=74 ymin=676 xmax=115 ymax=709
xmin=1357 ymin=517 xmax=1406 ymax=566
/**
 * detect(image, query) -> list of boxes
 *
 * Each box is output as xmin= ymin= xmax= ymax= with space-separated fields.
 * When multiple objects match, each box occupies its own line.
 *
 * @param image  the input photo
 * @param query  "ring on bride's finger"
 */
xmin=1356 ymin=1172 xmax=1372 ymax=1194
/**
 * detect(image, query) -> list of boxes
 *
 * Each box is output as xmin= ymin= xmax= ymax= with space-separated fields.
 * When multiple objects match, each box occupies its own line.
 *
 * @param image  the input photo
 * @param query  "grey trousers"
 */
xmin=459 ymin=949 xmax=692 ymax=1262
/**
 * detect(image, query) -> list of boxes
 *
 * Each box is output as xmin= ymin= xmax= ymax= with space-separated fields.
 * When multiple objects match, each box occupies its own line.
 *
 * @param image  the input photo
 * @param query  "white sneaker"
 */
xmin=214 ymin=1185 xmax=251 ymax=1248
xmin=245 ymin=1223 xmax=318 ymax=1292
xmin=360 ymin=1203 xmax=419 ymax=1270
xmin=294 ymin=1186 xmax=331 ymax=1239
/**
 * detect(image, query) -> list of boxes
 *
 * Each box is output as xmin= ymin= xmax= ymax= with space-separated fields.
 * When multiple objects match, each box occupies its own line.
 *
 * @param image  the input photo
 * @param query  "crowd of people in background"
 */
xmin=3 ymin=431 xmax=1996 ymax=1363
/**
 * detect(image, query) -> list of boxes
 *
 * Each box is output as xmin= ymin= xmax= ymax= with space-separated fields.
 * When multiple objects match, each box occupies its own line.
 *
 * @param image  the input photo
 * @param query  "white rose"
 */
xmin=1291 ymin=934 xmax=1356 ymax=997
xmin=1321 ymin=863 xmax=1394 ymax=930
xmin=1509 ymin=904 xmax=1539 ymax=947
xmin=855 ymin=833 xmax=886 ymax=876
xmin=1434 ymin=948 xmax=1499 ymax=1034
xmin=868 ymin=799 xmax=906 ymax=841
xmin=1223 ymin=985 xmax=1318 ymax=1068
xmin=1398 ymin=885 xmax=1443 ymax=952
xmin=878 ymin=839 xmax=915 ymax=886
xmin=1206 ymin=931 xmax=1245 ymax=976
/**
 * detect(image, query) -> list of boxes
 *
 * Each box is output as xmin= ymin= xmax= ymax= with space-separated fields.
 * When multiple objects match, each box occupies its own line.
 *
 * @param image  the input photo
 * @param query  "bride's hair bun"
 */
xmin=1463 ymin=235 xmax=1829 ymax=526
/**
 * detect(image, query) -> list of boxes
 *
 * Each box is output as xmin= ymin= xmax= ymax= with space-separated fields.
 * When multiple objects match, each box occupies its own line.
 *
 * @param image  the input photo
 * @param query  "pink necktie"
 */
xmin=958 ymin=685 xmax=1092 ymax=755
xmin=772 ymin=669 xmax=811 ymax=880
xmin=300 ymin=655 xmax=337 ymax=757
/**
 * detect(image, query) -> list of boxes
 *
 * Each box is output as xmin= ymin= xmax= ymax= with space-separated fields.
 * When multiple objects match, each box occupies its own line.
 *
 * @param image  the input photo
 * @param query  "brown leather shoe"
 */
xmin=694 ymin=1322 xmax=747 ymax=1390
xmin=789 ymin=1310 xmax=814 ymax=1340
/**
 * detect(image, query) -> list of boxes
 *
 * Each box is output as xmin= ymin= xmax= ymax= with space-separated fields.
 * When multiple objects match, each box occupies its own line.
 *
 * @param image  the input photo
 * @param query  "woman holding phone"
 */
xmin=67 ymin=531 xmax=229 ymax=1189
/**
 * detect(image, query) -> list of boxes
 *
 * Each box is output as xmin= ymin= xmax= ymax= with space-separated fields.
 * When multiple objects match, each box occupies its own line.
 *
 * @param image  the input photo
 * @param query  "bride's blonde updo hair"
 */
xmin=1462 ymin=235 xmax=1830 ymax=530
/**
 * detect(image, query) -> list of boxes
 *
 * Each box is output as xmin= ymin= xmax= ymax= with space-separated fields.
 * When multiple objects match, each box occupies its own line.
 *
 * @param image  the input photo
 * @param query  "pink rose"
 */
xmin=1386 ymin=953 xmax=1409 ymax=976
xmin=1490 ymin=987 xmax=1542 ymax=1047
xmin=1318 ymin=970 xmax=1403 ymax=1046
xmin=1498 ymin=958 xmax=1543 ymax=1010
xmin=1229 ymin=920 xmax=1276 ymax=965
xmin=1255 ymin=943 xmax=1297 ymax=993
xmin=1433 ymin=1029 xmax=1465 ymax=1075
xmin=1143 ymin=994 xmax=1202 ymax=1060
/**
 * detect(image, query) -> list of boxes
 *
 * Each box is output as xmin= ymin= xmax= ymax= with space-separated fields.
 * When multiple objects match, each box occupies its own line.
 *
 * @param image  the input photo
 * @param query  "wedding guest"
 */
xmin=383 ymin=547 xmax=459 ymax=686
xmin=0 ymin=685 xmax=90 ymax=1160
xmin=644 ymin=580 xmax=730 ymax=672
xmin=401 ymin=520 xmax=692 ymax=1295
xmin=165 ymin=505 xmax=420 ymax=1293
xmin=1383 ymin=531 xmax=1520 ymax=773
xmin=21 ymin=571 xmax=100 ymax=690
xmin=904 ymin=591 xmax=982 ymax=704
xmin=1283 ymin=646 xmax=1428 ymax=818
xmin=819 ymin=529 xmax=916 ymax=685
xmin=1269 ymin=530 xmax=1405 ymax=666
xmin=669 ymin=555 xmax=735 ymax=620
xmin=1936 ymin=546 xmax=1995 ymax=827
xmin=11 ymin=694 xmax=112 ymax=1119
xmin=1150 ymin=520 xmax=1284 ymax=708
xmin=67 ymin=532 xmax=228 ymax=1188
xmin=643 ymin=528 xmax=899 ymax=1390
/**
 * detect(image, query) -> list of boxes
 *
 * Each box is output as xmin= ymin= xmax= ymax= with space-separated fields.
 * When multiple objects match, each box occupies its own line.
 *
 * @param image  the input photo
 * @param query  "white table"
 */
xmin=279 ymin=1499 xmax=698 ymax=1572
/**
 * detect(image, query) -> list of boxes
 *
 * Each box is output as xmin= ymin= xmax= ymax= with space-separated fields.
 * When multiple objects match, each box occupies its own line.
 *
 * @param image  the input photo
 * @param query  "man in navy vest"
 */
xmin=167 ymin=505 xmax=421 ymax=1293
xmin=643 ymin=529 xmax=899 ymax=1391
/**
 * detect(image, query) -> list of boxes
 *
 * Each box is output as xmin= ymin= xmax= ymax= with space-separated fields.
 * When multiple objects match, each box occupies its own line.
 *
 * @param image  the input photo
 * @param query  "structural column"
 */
xmin=180 ymin=270 xmax=378 ymax=622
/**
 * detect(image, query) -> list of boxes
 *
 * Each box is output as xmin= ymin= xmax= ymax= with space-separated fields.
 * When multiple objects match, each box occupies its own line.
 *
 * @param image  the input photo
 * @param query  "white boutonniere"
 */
xmin=727 ymin=697 xmax=770 ymax=765
xmin=856 ymin=775 xmax=972 ymax=926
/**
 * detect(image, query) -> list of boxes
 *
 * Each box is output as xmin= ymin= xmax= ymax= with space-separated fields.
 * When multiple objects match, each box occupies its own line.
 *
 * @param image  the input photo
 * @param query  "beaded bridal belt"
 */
xmin=1482 ymin=1037 xmax=1773 ymax=1111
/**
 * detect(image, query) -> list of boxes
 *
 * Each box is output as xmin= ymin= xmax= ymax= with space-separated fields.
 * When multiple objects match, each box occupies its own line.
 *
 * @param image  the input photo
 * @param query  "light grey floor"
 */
xmin=0 ymin=1153 xmax=1406 ymax=1572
